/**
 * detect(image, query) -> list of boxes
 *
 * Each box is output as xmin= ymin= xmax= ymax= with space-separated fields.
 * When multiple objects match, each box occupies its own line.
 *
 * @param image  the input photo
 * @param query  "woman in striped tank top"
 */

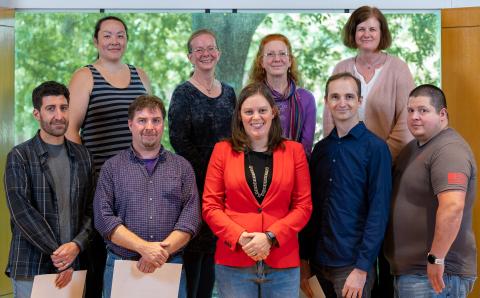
xmin=65 ymin=16 xmax=151 ymax=298
xmin=67 ymin=16 xmax=151 ymax=174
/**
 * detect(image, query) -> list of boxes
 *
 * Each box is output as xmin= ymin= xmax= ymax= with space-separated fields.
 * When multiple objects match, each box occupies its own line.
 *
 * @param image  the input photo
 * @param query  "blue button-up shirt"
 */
xmin=300 ymin=122 xmax=392 ymax=271
xmin=94 ymin=146 xmax=201 ymax=259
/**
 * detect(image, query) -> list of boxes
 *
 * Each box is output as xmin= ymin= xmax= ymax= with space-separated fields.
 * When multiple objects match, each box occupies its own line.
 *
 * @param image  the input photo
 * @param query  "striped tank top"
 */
xmin=81 ymin=64 xmax=147 ymax=173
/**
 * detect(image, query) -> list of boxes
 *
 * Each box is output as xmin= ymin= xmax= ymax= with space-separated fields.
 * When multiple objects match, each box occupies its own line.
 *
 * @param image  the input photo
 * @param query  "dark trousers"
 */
xmin=183 ymin=250 xmax=215 ymax=298
xmin=311 ymin=263 xmax=376 ymax=298
xmin=84 ymin=231 xmax=107 ymax=298
xmin=371 ymin=252 xmax=394 ymax=298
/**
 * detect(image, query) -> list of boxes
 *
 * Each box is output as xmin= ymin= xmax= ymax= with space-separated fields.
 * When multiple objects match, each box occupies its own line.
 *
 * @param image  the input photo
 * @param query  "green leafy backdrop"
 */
xmin=15 ymin=12 xmax=440 ymax=148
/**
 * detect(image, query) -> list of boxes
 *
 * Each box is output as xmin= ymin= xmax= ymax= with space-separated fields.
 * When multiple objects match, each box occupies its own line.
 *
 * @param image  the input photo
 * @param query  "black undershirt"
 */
xmin=244 ymin=151 xmax=273 ymax=204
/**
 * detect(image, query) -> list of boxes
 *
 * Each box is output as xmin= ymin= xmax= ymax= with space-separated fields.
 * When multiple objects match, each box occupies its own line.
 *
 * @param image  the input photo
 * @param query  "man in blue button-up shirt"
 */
xmin=300 ymin=72 xmax=392 ymax=298
xmin=94 ymin=95 xmax=201 ymax=298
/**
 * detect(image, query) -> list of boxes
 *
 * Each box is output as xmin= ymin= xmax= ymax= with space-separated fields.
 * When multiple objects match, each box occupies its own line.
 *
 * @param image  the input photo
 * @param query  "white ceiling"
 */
xmin=0 ymin=0 xmax=479 ymax=10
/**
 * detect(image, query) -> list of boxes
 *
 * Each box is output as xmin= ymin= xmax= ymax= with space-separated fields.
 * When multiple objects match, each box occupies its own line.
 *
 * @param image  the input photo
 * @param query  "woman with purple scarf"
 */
xmin=249 ymin=34 xmax=317 ymax=155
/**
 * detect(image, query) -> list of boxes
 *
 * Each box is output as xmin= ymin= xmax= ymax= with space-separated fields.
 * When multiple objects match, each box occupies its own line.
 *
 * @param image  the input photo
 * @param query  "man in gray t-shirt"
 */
xmin=384 ymin=84 xmax=477 ymax=298
xmin=4 ymin=81 xmax=94 ymax=298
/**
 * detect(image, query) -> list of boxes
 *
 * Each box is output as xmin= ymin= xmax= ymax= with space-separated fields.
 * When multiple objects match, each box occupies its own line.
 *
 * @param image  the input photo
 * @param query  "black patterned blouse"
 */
xmin=168 ymin=81 xmax=236 ymax=252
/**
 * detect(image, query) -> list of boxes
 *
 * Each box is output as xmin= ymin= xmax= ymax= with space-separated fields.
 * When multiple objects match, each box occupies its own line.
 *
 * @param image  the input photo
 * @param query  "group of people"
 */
xmin=3 ymin=5 xmax=477 ymax=298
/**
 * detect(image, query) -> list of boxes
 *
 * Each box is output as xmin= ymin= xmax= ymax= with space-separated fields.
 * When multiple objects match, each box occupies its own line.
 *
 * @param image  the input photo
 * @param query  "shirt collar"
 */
xmin=128 ymin=145 xmax=166 ymax=163
xmin=329 ymin=121 xmax=366 ymax=140
xmin=33 ymin=130 xmax=75 ymax=159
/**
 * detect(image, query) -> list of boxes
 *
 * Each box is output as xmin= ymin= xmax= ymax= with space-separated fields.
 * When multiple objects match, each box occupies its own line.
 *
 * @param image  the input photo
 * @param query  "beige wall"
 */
xmin=441 ymin=6 xmax=480 ymax=298
xmin=0 ymin=8 xmax=15 ymax=296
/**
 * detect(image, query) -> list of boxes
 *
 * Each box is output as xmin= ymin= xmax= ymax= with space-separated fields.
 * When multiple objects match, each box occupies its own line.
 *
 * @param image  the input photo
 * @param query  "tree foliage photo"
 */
xmin=15 ymin=11 xmax=440 ymax=146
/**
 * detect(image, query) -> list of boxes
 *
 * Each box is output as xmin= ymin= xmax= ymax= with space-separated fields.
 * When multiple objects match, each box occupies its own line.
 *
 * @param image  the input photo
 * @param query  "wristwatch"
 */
xmin=265 ymin=231 xmax=277 ymax=246
xmin=427 ymin=253 xmax=445 ymax=265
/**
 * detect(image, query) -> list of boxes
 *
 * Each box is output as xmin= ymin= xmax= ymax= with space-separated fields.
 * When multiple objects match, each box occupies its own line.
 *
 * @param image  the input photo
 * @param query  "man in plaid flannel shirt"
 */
xmin=4 ymin=81 xmax=94 ymax=298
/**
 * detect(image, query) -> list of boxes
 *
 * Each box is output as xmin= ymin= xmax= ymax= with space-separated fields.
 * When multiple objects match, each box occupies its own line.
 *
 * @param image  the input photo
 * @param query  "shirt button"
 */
xmin=338 ymin=141 xmax=341 ymax=145
xmin=332 ymin=159 xmax=336 ymax=163
xmin=149 ymin=180 xmax=153 ymax=184
xmin=258 ymin=208 xmax=262 ymax=213
xmin=149 ymin=216 xmax=153 ymax=219
xmin=329 ymin=178 xmax=333 ymax=182
xmin=150 ymin=235 xmax=154 ymax=239
xmin=149 ymin=198 xmax=153 ymax=201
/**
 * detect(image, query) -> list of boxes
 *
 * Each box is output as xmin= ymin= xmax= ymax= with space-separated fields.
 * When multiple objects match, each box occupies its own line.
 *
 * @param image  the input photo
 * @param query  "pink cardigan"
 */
xmin=323 ymin=54 xmax=415 ymax=160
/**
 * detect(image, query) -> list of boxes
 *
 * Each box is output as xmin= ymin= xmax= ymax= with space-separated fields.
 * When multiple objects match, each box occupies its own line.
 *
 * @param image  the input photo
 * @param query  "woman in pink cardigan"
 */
xmin=324 ymin=6 xmax=415 ymax=161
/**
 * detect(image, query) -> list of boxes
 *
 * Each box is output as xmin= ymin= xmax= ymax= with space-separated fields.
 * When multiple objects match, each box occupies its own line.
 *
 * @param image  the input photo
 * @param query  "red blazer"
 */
xmin=202 ymin=140 xmax=312 ymax=268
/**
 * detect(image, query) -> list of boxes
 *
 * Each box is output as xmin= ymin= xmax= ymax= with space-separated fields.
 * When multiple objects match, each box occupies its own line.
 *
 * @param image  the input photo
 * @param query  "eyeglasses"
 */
xmin=263 ymin=51 xmax=289 ymax=59
xmin=192 ymin=47 xmax=218 ymax=54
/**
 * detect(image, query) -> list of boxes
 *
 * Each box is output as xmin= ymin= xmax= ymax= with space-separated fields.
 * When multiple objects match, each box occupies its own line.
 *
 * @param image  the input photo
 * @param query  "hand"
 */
xmin=55 ymin=268 xmax=73 ymax=288
xmin=241 ymin=232 xmax=271 ymax=261
xmin=51 ymin=242 xmax=80 ymax=271
xmin=300 ymin=260 xmax=314 ymax=298
xmin=427 ymin=263 xmax=445 ymax=294
xmin=342 ymin=268 xmax=367 ymax=298
xmin=238 ymin=231 xmax=253 ymax=247
xmin=138 ymin=242 xmax=169 ymax=267
xmin=137 ymin=257 xmax=157 ymax=273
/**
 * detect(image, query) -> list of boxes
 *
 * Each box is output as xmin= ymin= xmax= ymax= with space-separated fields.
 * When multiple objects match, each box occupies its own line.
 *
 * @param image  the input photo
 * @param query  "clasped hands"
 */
xmin=238 ymin=231 xmax=272 ymax=261
xmin=136 ymin=241 xmax=171 ymax=273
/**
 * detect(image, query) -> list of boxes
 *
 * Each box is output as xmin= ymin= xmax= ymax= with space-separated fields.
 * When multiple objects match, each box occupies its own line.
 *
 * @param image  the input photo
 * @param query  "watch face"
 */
xmin=427 ymin=254 xmax=443 ymax=265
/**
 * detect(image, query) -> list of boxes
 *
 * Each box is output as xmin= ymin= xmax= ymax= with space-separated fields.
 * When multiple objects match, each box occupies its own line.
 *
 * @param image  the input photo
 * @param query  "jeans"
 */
xmin=215 ymin=262 xmax=299 ymax=298
xmin=394 ymin=274 xmax=476 ymax=298
xmin=103 ymin=250 xmax=187 ymax=298
xmin=311 ymin=264 xmax=376 ymax=298
xmin=11 ymin=277 xmax=34 ymax=298
xmin=183 ymin=250 xmax=215 ymax=298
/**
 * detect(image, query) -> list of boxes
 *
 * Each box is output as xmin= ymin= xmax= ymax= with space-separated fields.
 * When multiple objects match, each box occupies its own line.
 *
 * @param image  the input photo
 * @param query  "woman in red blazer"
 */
xmin=202 ymin=82 xmax=312 ymax=297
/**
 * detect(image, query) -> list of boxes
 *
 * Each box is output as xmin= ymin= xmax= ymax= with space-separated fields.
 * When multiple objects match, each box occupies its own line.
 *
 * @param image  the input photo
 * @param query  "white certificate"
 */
xmin=31 ymin=270 xmax=86 ymax=298
xmin=111 ymin=260 xmax=182 ymax=298
xmin=300 ymin=275 xmax=326 ymax=298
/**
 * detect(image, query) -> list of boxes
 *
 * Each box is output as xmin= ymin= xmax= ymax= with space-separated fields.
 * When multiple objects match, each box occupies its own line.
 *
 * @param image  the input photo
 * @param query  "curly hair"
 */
xmin=248 ymin=34 xmax=301 ymax=85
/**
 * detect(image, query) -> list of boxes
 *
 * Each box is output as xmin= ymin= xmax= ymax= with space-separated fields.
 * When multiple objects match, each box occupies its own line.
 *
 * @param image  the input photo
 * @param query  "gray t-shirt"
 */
xmin=385 ymin=128 xmax=477 ymax=276
xmin=46 ymin=143 xmax=71 ymax=244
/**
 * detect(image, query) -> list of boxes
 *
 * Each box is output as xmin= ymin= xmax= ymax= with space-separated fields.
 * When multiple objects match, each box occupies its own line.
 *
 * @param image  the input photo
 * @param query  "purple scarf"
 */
xmin=266 ymin=80 xmax=303 ymax=141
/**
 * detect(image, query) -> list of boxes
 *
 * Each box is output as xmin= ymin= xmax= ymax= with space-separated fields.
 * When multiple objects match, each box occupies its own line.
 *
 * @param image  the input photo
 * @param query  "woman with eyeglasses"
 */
xmin=319 ymin=6 xmax=415 ymax=297
xmin=249 ymin=34 xmax=317 ymax=156
xmin=203 ymin=82 xmax=312 ymax=297
xmin=66 ymin=15 xmax=151 ymax=298
xmin=324 ymin=6 xmax=415 ymax=161
xmin=168 ymin=29 xmax=236 ymax=298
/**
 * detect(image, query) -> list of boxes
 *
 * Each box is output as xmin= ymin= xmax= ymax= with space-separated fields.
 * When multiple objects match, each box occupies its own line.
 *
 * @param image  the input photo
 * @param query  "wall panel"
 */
xmin=441 ymin=6 xmax=480 ymax=298
xmin=0 ymin=7 xmax=14 ymax=296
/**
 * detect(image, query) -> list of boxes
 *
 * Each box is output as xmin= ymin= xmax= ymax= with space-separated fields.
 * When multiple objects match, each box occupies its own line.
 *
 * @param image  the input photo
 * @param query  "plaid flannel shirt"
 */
xmin=4 ymin=132 xmax=95 ymax=278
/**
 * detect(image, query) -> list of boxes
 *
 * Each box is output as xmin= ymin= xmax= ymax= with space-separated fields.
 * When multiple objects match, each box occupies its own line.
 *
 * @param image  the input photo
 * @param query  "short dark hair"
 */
xmin=325 ymin=72 xmax=361 ymax=98
xmin=343 ymin=6 xmax=392 ymax=51
xmin=128 ymin=95 xmax=166 ymax=120
xmin=409 ymin=84 xmax=447 ymax=113
xmin=231 ymin=82 xmax=284 ymax=152
xmin=32 ymin=81 xmax=70 ymax=110
xmin=94 ymin=16 xmax=129 ymax=40
xmin=187 ymin=29 xmax=218 ymax=53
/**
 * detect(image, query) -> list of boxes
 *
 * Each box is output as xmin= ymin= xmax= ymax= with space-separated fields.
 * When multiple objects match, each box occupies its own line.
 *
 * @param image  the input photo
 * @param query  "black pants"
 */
xmin=183 ymin=250 xmax=215 ymax=298
xmin=84 ymin=231 xmax=107 ymax=298
xmin=311 ymin=263 xmax=376 ymax=298
xmin=371 ymin=252 xmax=394 ymax=298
